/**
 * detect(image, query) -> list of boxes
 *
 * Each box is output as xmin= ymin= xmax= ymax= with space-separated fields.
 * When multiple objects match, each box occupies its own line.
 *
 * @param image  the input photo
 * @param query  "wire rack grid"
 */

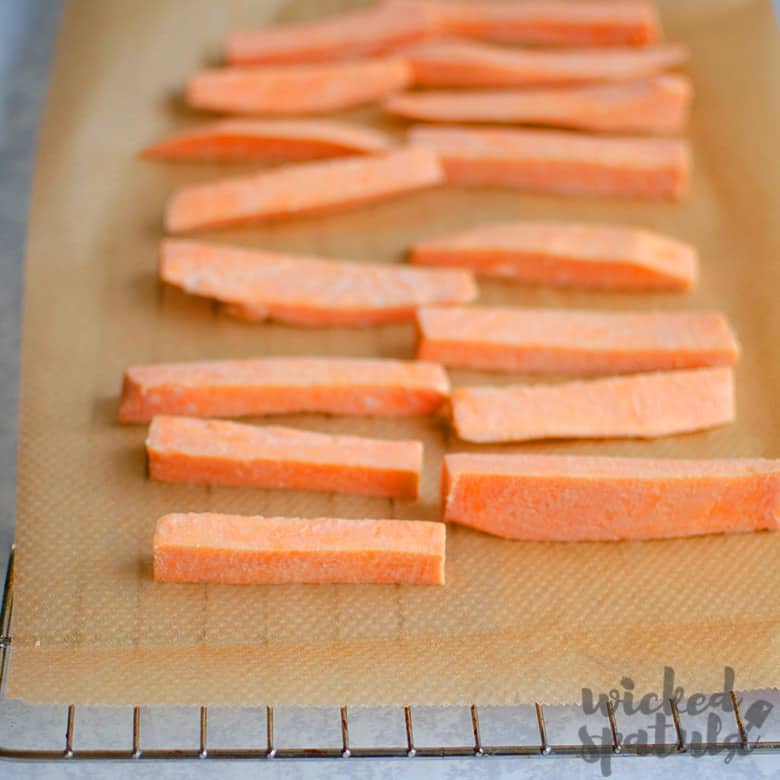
xmin=0 ymin=547 xmax=777 ymax=764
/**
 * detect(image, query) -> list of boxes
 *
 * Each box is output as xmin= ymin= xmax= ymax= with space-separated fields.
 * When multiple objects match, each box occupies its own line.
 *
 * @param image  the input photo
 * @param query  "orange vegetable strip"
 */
xmin=451 ymin=367 xmax=735 ymax=443
xmin=118 ymin=357 xmax=450 ymax=423
xmin=160 ymin=239 xmax=476 ymax=327
xmin=408 ymin=125 xmax=690 ymax=199
xmin=226 ymin=1 xmax=434 ymax=65
xmin=386 ymin=75 xmax=691 ymax=134
xmin=416 ymin=306 xmax=740 ymax=375
xmin=165 ymin=146 xmax=443 ymax=232
xmin=441 ymin=454 xmax=780 ymax=541
xmin=406 ymin=39 xmax=688 ymax=88
xmin=147 ymin=416 xmax=423 ymax=499
xmin=409 ymin=220 xmax=697 ymax=290
xmin=187 ymin=57 xmax=412 ymax=115
xmin=417 ymin=0 xmax=660 ymax=46
xmin=142 ymin=119 xmax=394 ymax=162
xmin=154 ymin=513 xmax=446 ymax=584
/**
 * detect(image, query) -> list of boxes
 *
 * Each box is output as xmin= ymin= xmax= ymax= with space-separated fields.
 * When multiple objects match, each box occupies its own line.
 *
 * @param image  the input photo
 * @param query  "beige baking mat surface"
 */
xmin=7 ymin=0 xmax=779 ymax=705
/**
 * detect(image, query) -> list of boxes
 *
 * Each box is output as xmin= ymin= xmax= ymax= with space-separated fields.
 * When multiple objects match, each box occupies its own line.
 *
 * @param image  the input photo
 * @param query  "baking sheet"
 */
xmin=7 ymin=0 xmax=779 ymax=705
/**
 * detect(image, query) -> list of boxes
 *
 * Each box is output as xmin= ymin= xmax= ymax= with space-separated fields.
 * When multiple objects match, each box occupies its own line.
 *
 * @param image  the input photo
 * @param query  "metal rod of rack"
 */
xmin=0 ymin=546 xmax=778 ymax=763
xmin=670 ymin=698 xmax=686 ymax=752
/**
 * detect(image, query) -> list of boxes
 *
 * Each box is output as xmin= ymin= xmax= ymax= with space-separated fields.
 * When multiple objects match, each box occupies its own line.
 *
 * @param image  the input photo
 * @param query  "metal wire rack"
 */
xmin=0 ymin=547 xmax=777 ymax=764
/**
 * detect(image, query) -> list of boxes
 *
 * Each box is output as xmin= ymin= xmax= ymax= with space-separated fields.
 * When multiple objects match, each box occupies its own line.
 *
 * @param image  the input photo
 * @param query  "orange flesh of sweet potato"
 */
xmin=118 ymin=357 xmax=450 ymax=423
xmin=408 ymin=125 xmax=690 ymax=199
xmin=451 ymin=367 xmax=735 ymax=443
xmin=386 ymin=75 xmax=691 ymax=134
xmin=418 ymin=0 xmax=660 ymax=46
xmin=416 ymin=305 xmax=739 ymax=374
xmin=226 ymin=1 xmax=434 ymax=65
xmin=409 ymin=220 xmax=697 ymax=290
xmin=154 ymin=513 xmax=446 ymax=584
xmin=406 ymin=40 xmax=687 ymax=88
xmin=142 ymin=119 xmax=394 ymax=162
xmin=160 ymin=239 xmax=476 ymax=326
xmin=165 ymin=146 xmax=444 ymax=232
xmin=147 ymin=415 xmax=423 ymax=499
xmin=187 ymin=57 xmax=412 ymax=115
xmin=441 ymin=453 xmax=780 ymax=541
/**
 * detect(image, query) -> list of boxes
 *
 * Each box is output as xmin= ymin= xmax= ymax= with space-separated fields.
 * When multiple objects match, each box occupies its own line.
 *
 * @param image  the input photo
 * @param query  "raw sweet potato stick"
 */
xmin=386 ymin=76 xmax=692 ymax=134
xmin=165 ymin=146 xmax=443 ymax=232
xmin=142 ymin=119 xmax=394 ymax=162
xmin=416 ymin=0 xmax=661 ymax=46
xmin=406 ymin=39 xmax=688 ymax=88
xmin=451 ymin=367 xmax=735 ymax=443
xmin=147 ymin=416 xmax=423 ymax=499
xmin=441 ymin=454 xmax=780 ymax=541
xmin=160 ymin=239 xmax=476 ymax=327
xmin=416 ymin=306 xmax=740 ymax=374
xmin=118 ymin=357 xmax=450 ymax=423
xmin=408 ymin=125 xmax=690 ymax=200
xmin=410 ymin=220 xmax=697 ymax=290
xmin=226 ymin=1 xmax=434 ymax=65
xmin=187 ymin=57 xmax=412 ymax=115
xmin=154 ymin=513 xmax=446 ymax=584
